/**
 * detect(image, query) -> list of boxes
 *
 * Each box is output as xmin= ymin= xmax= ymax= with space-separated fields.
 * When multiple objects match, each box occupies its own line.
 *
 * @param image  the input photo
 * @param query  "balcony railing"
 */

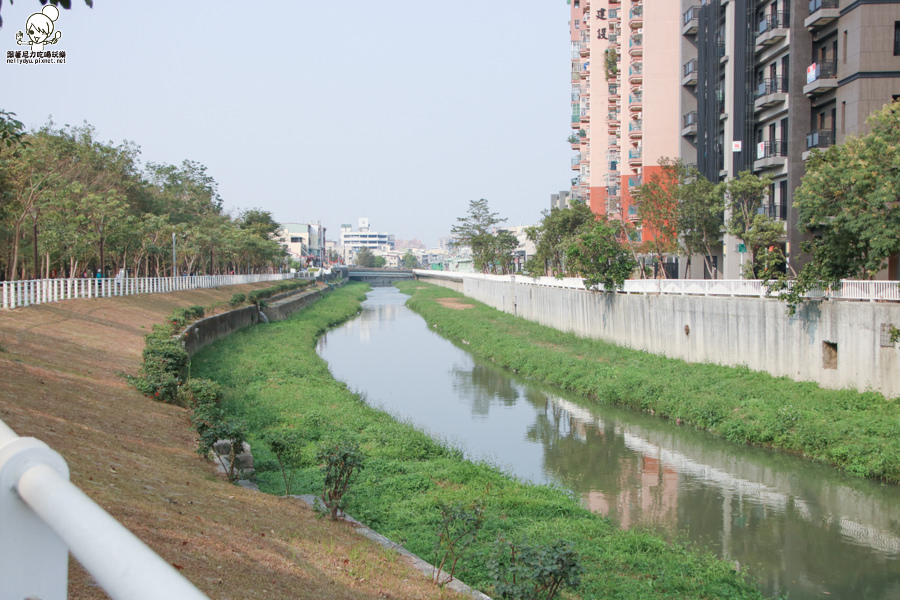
xmin=571 ymin=154 xmax=583 ymax=167
xmin=629 ymin=93 xmax=643 ymax=105
xmin=755 ymin=76 xmax=788 ymax=97
xmin=809 ymin=0 xmax=838 ymax=13
xmin=683 ymin=59 xmax=698 ymax=78
xmin=807 ymin=60 xmax=837 ymax=82
xmin=629 ymin=120 xmax=643 ymax=132
xmin=630 ymin=34 xmax=643 ymax=47
xmin=683 ymin=111 xmax=698 ymax=128
xmin=628 ymin=148 xmax=642 ymax=160
xmin=757 ymin=11 xmax=789 ymax=36
xmin=764 ymin=202 xmax=788 ymax=220
xmin=806 ymin=129 xmax=835 ymax=149
xmin=756 ymin=139 xmax=788 ymax=160
xmin=629 ymin=63 xmax=643 ymax=75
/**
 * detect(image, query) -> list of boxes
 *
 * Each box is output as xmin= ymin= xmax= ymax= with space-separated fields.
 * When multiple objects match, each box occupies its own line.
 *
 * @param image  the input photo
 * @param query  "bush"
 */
xmin=190 ymin=392 xmax=248 ymax=482
xmin=317 ymin=442 xmax=364 ymax=520
xmin=263 ymin=427 xmax=306 ymax=496
xmin=489 ymin=538 xmax=583 ymax=600
xmin=229 ymin=293 xmax=246 ymax=306
xmin=137 ymin=331 xmax=189 ymax=404
xmin=178 ymin=378 xmax=223 ymax=408
xmin=432 ymin=499 xmax=485 ymax=587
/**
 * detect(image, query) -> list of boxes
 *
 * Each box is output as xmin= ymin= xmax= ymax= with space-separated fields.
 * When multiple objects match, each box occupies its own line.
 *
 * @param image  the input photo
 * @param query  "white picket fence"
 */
xmin=0 ymin=419 xmax=209 ymax=600
xmin=414 ymin=271 xmax=900 ymax=302
xmin=0 ymin=273 xmax=301 ymax=310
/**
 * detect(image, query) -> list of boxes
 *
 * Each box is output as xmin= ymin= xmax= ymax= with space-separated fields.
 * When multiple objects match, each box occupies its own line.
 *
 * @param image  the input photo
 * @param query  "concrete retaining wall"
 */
xmin=182 ymin=282 xmax=344 ymax=355
xmin=420 ymin=274 xmax=900 ymax=398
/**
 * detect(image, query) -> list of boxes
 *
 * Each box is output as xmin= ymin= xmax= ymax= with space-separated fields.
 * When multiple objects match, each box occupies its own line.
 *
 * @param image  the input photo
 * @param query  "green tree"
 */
xmin=451 ymin=199 xmax=505 ymax=273
xmin=632 ymin=157 xmax=681 ymax=277
xmin=524 ymin=201 xmax=593 ymax=277
xmin=767 ymin=100 xmax=900 ymax=312
xmin=490 ymin=229 xmax=520 ymax=275
xmin=565 ymin=216 xmax=637 ymax=290
xmin=373 ymin=255 xmax=386 ymax=268
xmin=356 ymin=246 xmax=375 ymax=267
xmin=719 ymin=170 xmax=779 ymax=278
xmin=401 ymin=250 xmax=418 ymax=269
xmin=677 ymin=165 xmax=723 ymax=278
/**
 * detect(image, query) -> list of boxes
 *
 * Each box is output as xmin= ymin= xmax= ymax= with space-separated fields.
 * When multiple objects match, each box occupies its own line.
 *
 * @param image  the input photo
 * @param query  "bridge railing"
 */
xmin=0 ymin=418 xmax=209 ymax=600
xmin=0 ymin=273 xmax=298 ymax=310
xmin=413 ymin=271 xmax=900 ymax=302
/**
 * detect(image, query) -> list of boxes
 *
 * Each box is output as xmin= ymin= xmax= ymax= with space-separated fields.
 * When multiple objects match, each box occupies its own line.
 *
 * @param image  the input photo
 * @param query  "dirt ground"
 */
xmin=434 ymin=297 xmax=474 ymax=310
xmin=0 ymin=284 xmax=465 ymax=600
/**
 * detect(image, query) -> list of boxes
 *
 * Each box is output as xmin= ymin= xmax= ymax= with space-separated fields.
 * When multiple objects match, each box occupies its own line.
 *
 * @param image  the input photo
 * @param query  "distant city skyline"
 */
xmin=1 ymin=1 xmax=572 ymax=248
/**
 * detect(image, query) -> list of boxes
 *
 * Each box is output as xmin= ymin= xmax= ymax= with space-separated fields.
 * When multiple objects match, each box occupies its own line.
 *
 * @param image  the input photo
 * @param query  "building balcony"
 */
xmin=628 ymin=120 xmax=642 ymax=139
xmin=754 ymin=139 xmax=788 ymax=170
xmin=805 ymin=0 xmax=839 ymax=29
xmin=802 ymin=129 xmax=835 ymax=159
xmin=629 ymin=93 xmax=642 ymax=111
xmin=682 ymin=111 xmax=698 ymax=137
xmin=754 ymin=77 xmax=788 ymax=110
xmin=571 ymin=114 xmax=582 ymax=128
xmin=628 ymin=147 xmax=642 ymax=165
xmin=627 ymin=204 xmax=640 ymax=222
xmin=764 ymin=202 xmax=789 ymax=221
xmin=682 ymin=59 xmax=698 ymax=86
xmin=755 ymin=12 xmax=789 ymax=48
xmin=803 ymin=61 xmax=838 ymax=96
xmin=682 ymin=5 xmax=700 ymax=36
xmin=571 ymin=154 xmax=582 ymax=170
xmin=629 ymin=62 xmax=643 ymax=84
xmin=629 ymin=5 xmax=643 ymax=28
xmin=629 ymin=34 xmax=643 ymax=57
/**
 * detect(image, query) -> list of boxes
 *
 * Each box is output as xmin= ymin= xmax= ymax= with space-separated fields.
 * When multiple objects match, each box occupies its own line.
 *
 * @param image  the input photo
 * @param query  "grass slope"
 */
xmin=192 ymin=282 xmax=770 ymax=600
xmin=0 ymin=283 xmax=465 ymax=600
xmin=394 ymin=280 xmax=900 ymax=484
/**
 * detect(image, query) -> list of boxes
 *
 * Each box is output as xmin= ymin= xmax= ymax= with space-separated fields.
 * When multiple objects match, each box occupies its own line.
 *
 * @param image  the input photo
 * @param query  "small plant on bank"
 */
xmin=189 ymin=382 xmax=248 ymax=482
xmin=134 ymin=324 xmax=190 ymax=404
xmin=317 ymin=442 xmax=364 ymax=520
xmin=263 ymin=427 xmax=305 ymax=496
xmin=488 ymin=537 xmax=583 ymax=600
xmin=431 ymin=498 xmax=485 ymax=587
xmin=229 ymin=293 xmax=246 ymax=306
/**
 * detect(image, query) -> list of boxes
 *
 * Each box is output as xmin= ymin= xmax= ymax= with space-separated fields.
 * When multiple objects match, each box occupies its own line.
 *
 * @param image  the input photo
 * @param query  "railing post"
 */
xmin=0 ymin=432 xmax=70 ymax=600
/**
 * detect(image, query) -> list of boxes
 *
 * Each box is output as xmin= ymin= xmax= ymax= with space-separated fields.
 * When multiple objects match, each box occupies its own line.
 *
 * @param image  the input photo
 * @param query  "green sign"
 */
xmin=737 ymin=244 xmax=747 ymax=253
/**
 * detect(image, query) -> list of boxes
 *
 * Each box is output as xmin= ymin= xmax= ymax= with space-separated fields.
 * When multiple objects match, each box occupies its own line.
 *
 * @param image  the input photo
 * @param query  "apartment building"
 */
xmin=684 ymin=0 xmax=900 ymax=278
xmin=569 ymin=0 xmax=691 ymax=246
xmin=571 ymin=0 xmax=900 ymax=278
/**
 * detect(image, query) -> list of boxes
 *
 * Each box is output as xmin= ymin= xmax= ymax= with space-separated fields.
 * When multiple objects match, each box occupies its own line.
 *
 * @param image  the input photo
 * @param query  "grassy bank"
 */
xmin=191 ymin=282 xmax=770 ymax=599
xmin=394 ymin=280 xmax=900 ymax=484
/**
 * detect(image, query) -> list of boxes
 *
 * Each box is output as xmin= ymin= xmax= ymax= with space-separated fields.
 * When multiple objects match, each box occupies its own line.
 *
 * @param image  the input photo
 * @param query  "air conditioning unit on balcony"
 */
xmin=637 ymin=28 xmax=643 ymax=34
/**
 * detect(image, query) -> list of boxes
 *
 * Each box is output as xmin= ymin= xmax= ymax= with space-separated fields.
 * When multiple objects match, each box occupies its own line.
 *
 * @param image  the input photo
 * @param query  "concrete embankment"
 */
xmin=417 ymin=273 xmax=900 ymax=398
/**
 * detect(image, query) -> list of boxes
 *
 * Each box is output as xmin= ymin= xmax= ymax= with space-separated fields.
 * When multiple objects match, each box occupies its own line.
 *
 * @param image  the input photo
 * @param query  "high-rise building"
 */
xmin=569 ymin=0 xmax=688 ymax=246
xmin=686 ymin=0 xmax=900 ymax=278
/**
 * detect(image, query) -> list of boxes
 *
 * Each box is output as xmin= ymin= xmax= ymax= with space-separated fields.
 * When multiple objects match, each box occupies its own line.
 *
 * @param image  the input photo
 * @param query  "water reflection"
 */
xmin=317 ymin=287 xmax=900 ymax=600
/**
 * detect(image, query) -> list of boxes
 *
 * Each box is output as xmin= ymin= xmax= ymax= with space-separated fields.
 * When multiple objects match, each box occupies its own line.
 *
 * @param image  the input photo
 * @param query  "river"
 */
xmin=316 ymin=287 xmax=900 ymax=600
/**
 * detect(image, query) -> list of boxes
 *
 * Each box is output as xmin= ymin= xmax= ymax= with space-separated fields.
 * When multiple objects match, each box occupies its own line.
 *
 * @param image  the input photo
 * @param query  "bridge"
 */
xmin=346 ymin=268 xmax=414 ymax=286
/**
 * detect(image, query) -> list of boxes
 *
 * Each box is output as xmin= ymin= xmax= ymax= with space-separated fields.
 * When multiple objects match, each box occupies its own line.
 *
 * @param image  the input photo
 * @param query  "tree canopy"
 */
xmin=565 ymin=216 xmax=637 ymax=290
xmin=451 ymin=199 xmax=518 ymax=274
xmin=524 ymin=201 xmax=594 ymax=277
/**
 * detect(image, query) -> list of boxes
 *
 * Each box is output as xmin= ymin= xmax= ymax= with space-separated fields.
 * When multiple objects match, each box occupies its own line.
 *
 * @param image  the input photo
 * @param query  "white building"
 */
xmin=278 ymin=222 xmax=326 ymax=266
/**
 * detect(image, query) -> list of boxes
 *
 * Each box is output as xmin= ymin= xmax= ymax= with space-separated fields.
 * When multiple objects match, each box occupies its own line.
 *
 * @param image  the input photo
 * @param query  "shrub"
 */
xmin=190 ymin=393 xmax=248 ymax=482
xmin=137 ymin=332 xmax=189 ymax=404
xmin=229 ymin=293 xmax=246 ymax=306
xmin=489 ymin=537 xmax=583 ymax=600
xmin=432 ymin=498 xmax=485 ymax=587
xmin=317 ymin=442 xmax=364 ymax=520
xmin=178 ymin=378 xmax=223 ymax=408
xmin=263 ymin=427 xmax=306 ymax=496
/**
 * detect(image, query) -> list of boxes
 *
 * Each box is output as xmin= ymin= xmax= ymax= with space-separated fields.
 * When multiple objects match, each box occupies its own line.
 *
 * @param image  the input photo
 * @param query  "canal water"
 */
xmin=316 ymin=287 xmax=900 ymax=600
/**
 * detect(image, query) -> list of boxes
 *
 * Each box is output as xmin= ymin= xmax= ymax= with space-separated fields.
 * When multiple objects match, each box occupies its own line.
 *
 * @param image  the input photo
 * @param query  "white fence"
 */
xmin=414 ymin=271 xmax=900 ymax=302
xmin=0 ymin=273 xmax=299 ymax=310
xmin=0 ymin=419 xmax=209 ymax=600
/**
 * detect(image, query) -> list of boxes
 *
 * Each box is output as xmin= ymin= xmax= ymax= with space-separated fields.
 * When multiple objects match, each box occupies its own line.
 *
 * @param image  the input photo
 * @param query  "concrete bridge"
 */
xmin=347 ymin=268 xmax=414 ymax=287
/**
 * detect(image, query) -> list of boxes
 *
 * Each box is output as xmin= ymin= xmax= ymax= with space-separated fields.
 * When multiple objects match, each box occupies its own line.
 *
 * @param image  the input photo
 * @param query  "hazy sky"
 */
xmin=2 ymin=1 xmax=572 ymax=248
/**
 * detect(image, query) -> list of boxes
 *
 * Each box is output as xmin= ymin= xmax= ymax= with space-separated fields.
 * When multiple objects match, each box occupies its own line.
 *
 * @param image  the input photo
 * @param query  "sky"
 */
xmin=1 ymin=1 xmax=573 ymax=248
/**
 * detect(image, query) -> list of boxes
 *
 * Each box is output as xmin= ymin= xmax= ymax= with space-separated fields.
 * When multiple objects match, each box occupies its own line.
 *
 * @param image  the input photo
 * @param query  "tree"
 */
xmin=451 ymin=199 xmax=505 ymax=273
xmin=373 ymin=255 xmax=386 ymax=268
xmin=631 ymin=157 xmax=681 ymax=277
xmin=401 ymin=250 xmax=418 ymax=269
xmin=719 ymin=170 xmax=779 ymax=278
xmin=356 ymin=246 xmax=375 ymax=267
xmin=565 ymin=216 xmax=637 ymax=290
xmin=524 ymin=201 xmax=594 ymax=277
xmin=767 ymin=100 xmax=900 ymax=311
xmin=490 ymin=229 xmax=520 ymax=275
xmin=677 ymin=165 xmax=723 ymax=278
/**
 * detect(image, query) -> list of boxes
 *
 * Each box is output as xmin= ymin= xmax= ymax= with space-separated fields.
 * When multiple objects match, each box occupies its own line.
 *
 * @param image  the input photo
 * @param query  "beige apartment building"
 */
xmin=571 ymin=0 xmax=900 ymax=279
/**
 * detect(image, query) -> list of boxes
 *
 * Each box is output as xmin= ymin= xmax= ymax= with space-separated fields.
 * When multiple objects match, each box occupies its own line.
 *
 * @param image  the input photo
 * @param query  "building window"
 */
xmin=895 ymin=22 xmax=900 ymax=55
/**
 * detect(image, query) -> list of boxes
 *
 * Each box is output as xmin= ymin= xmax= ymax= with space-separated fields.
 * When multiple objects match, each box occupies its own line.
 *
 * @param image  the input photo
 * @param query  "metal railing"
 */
xmin=0 ymin=419 xmax=209 ymax=600
xmin=808 ymin=61 xmax=838 ymax=81
xmin=756 ymin=76 xmax=788 ymax=97
xmin=756 ymin=139 xmax=788 ymax=160
xmin=809 ymin=0 xmax=839 ymax=13
xmin=414 ymin=271 xmax=900 ymax=302
xmin=683 ymin=58 xmax=698 ymax=77
xmin=806 ymin=129 xmax=835 ymax=149
xmin=0 ymin=273 xmax=297 ymax=310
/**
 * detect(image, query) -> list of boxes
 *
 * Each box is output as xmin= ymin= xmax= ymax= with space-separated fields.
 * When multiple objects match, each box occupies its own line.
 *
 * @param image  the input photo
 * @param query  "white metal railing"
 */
xmin=0 ymin=273 xmax=298 ymax=310
xmin=413 ymin=271 xmax=900 ymax=302
xmin=0 ymin=419 xmax=209 ymax=599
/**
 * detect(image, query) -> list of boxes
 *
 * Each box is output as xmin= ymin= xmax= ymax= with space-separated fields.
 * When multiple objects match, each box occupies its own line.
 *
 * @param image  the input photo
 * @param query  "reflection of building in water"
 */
xmin=583 ymin=455 xmax=679 ymax=530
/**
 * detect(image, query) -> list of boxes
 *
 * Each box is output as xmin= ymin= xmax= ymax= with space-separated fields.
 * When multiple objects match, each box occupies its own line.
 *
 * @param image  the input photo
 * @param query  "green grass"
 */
xmin=191 ymin=282 xmax=771 ymax=600
xmin=394 ymin=279 xmax=900 ymax=484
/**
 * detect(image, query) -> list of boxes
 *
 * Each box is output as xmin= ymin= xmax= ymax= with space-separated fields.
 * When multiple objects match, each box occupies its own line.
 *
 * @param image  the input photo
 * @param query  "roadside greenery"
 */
xmin=451 ymin=199 xmax=519 ymax=274
xmin=0 ymin=121 xmax=287 ymax=281
xmin=395 ymin=280 xmax=900 ymax=483
xmin=190 ymin=283 xmax=770 ymax=600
